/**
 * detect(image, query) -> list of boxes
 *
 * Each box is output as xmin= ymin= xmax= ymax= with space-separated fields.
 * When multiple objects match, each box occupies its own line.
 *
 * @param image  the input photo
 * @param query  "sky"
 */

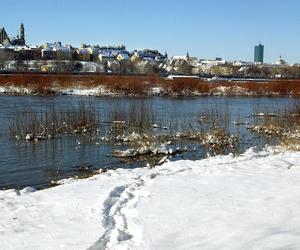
xmin=1 ymin=0 xmax=300 ymax=63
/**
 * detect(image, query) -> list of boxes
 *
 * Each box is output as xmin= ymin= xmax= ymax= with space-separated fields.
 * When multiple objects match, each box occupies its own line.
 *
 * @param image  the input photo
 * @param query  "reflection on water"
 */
xmin=0 ymin=95 xmax=295 ymax=189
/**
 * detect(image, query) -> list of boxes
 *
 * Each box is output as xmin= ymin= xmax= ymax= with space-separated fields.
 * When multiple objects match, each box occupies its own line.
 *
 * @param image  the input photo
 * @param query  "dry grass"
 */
xmin=9 ymin=101 xmax=99 ymax=140
xmin=249 ymin=101 xmax=300 ymax=150
xmin=1 ymin=73 xmax=300 ymax=96
xmin=0 ymin=73 xmax=158 ymax=95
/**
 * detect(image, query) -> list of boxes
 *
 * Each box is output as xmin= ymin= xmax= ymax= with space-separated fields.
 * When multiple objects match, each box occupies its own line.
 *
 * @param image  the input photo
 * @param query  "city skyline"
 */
xmin=1 ymin=0 xmax=300 ymax=63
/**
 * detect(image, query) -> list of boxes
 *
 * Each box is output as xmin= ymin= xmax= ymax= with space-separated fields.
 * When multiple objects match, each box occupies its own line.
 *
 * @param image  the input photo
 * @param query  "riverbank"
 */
xmin=1 ymin=73 xmax=300 ymax=96
xmin=1 ymin=146 xmax=300 ymax=250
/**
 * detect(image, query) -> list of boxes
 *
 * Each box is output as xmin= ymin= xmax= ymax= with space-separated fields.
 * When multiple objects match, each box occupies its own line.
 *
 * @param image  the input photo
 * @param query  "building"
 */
xmin=98 ymin=53 xmax=115 ymax=65
xmin=0 ymin=23 xmax=26 ymax=46
xmin=54 ymin=45 xmax=72 ymax=60
xmin=132 ymin=49 xmax=166 ymax=62
xmin=13 ymin=46 xmax=35 ymax=60
xmin=116 ymin=52 xmax=130 ymax=62
xmin=10 ymin=23 xmax=26 ymax=46
xmin=275 ymin=56 xmax=287 ymax=66
xmin=254 ymin=43 xmax=264 ymax=64
xmin=75 ymin=48 xmax=92 ymax=61
xmin=0 ymin=27 xmax=10 ymax=45
xmin=0 ymin=45 xmax=14 ymax=61
xmin=41 ymin=42 xmax=72 ymax=60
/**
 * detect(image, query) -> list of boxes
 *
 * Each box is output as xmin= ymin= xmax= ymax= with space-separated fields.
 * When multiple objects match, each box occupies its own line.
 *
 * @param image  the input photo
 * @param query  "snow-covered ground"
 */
xmin=58 ymin=86 xmax=115 ymax=96
xmin=0 ymin=86 xmax=32 ymax=95
xmin=1 ymin=147 xmax=300 ymax=250
xmin=0 ymin=84 xmax=289 ymax=97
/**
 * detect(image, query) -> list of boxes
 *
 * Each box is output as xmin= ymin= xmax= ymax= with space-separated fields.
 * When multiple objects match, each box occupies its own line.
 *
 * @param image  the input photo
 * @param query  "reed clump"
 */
xmin=9 ymin=102 xmax=99 ymax=141
xmin=201 ymin=127 xmax=239 ymax=155
xmin=248 ymin=102 xmax=300 ymax=150
xmin=107 ymin=100 xmax=158 ymax=135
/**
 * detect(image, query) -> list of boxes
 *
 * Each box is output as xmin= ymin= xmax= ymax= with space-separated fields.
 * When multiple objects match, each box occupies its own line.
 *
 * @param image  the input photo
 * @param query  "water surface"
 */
xmin=0 ymin=95 xmax=295 ymax=189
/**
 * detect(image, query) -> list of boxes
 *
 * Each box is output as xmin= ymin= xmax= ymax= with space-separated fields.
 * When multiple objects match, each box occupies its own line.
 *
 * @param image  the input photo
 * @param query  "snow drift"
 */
xmin=1 ymin=147 xmax=300 ymax=250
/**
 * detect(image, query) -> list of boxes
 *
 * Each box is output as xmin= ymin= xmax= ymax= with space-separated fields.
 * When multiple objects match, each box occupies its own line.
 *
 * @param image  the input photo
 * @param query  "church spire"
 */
xmin=19 ymin=22 xmax=25 ymax=45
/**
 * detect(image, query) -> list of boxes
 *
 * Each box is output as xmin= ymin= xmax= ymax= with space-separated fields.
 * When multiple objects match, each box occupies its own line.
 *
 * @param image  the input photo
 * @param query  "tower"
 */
xmin=19 ymin=22 xmax=25 ymax=45
xmin=0 ymin=27 xmax=10 ymax=45
xmin=254 ymin=43 xmax=264 ymax=64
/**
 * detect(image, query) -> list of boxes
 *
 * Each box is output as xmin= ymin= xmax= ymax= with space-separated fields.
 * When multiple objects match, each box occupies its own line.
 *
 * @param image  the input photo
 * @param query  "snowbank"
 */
xmin=1 ymin=147 xmax=300 ymax=249
xmin=58 ymin=86 xmax=115 ymax=96
xmin=0 ymin=85 xmax=116 ymax=96
xmin=0 ymin=85 xmax=32 ymax=94
xmin=210 ymin=85 xmax=250 ymax=96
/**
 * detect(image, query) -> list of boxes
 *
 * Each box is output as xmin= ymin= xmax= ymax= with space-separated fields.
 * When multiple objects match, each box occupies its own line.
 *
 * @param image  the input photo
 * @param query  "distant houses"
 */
xmin=1 ymin=23 xmax=299 ymax=77
xmin=98 ymin=51 xmax=115 ymax=64
xmin=41 ymin=42 xmax=72 ymax=60
xmin=0 ymin=23 xmax=169 ymax=73
xmin=131 ymin=49 xmax=167 ymax=62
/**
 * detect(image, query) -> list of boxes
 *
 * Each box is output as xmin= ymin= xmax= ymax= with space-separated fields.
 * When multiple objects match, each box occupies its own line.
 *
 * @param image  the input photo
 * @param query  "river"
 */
xmin=0 ymin=95 xmax=296 ymax=189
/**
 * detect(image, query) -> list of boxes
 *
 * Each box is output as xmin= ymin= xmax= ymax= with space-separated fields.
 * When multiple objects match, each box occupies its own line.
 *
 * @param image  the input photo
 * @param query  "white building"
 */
xmin=41 ymin=42 xmax=72 ymax=60
xmin=275 ymin=56 xmax=287 ymax=66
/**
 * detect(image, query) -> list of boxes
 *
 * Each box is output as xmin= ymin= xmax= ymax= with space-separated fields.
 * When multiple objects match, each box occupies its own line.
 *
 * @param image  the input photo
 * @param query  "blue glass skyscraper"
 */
xmin=254 ymin=43 xmax=264 ymax=63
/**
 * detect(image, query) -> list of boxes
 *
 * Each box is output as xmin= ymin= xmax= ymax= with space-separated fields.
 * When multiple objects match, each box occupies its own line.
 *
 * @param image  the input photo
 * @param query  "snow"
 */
xmin=211 ymin=85 xmax=250 ymax=96
xmin=80 ymin=62 xmax=105 ymax=73
xmin=132 ymin=149 xmax=300 ymax=250
xmin=1 ymin=147 xmax=300 ymax=249
xmin=0 ymin=85 xmax=116 ymax=96
xmin=59 ymin=86 xmax=115 ymax=96
xmin=0 ymin=170 xmax=133 ymax=250
xmin=167 ymin=75 xmax=200 ymax=80
xmin=0 ymin=85 xmax=32 ymax=94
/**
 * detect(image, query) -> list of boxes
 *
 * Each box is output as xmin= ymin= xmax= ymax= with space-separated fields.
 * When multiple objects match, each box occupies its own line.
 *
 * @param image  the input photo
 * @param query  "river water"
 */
xmin=0 ymin=95 xmax=295 ymax=189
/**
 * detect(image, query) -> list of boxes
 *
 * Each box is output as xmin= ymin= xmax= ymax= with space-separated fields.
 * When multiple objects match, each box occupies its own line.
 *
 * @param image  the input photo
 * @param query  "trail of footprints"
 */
xmin=88 ymin=175 xmax=147 ymax=250
xmin=89 ymin=166 xmax=192 ymax=250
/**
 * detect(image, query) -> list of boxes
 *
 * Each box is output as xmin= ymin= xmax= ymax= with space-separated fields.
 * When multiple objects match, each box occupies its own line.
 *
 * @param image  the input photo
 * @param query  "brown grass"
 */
xmin=9 ymin=101 xmax=99 ymax=139
xmin=1 ymin=73 xmax=300 ymax=96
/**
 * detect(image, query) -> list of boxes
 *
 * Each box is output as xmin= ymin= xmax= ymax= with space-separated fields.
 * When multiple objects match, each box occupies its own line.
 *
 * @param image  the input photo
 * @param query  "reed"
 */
xmin=9 ymin=101 xmax=100 ymax=140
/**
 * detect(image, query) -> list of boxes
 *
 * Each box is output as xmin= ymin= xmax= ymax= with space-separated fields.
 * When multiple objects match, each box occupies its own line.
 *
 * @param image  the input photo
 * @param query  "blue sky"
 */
xmin=1 ymin=0 xmax=300 ymax=63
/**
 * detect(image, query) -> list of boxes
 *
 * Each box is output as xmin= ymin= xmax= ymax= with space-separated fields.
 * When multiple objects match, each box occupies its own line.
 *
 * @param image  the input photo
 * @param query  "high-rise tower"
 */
xmin=254 ymin=43 xmax=264 ymax=64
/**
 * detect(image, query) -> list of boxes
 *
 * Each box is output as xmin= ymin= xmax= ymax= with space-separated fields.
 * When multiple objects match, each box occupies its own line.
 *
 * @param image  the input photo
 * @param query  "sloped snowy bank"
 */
xmin=1 ymin=147 xmax=300 ymax=250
